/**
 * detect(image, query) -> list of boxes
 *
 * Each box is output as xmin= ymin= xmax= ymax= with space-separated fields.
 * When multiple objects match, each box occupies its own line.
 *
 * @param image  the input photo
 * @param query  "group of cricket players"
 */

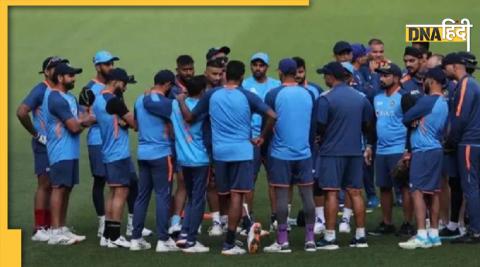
xmin=16 ymin=39 xmax=480 ymax=255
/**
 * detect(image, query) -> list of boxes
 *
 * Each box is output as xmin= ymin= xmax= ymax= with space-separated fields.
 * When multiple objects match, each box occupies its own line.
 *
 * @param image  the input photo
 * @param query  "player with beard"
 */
xmin=402 ymin=46 xmax=427 ymax=93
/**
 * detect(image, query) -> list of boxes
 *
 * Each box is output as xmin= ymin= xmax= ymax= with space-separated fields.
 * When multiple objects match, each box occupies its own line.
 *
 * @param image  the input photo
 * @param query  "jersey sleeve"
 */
xmin=362 ymin=97 xmax=374 ymax=123
xmin=316 ymin=96 xmax=330 ymax=125
xmin=142 ymin=94 xmax=173 ymax=120
xmin=191 ymin=89 xmax=215 ymax=118
xmin=242 ymin=89 xmax=270 ymax=116
xmin=106 ymin=96 xmax=130 ymax=117
xmin=48 ymin=92 xmax=75 ymax=122
xmin=403 ymin=96 xmax=436 ymax=125
xmin=22 ymin=83 xmax=46 ymax=110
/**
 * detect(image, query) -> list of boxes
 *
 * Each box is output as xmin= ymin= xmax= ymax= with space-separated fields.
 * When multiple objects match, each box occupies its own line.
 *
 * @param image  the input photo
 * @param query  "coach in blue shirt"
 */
xmin=314 ymin=61 xmax=374 ymax=250
xmin=178 ymin=60 xmax=277 ymax=255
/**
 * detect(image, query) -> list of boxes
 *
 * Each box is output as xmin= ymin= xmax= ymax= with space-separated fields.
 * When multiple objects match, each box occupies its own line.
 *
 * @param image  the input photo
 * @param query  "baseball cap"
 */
xmin=278 ymin=58 xmax=297 ymax=74
xmin=316 ymin=61 xmax=347 ymax=80
xmin=93 ymin=50 xmax=119 ymax=65
xmin=404 ymin=46 xmax=423 ymax=58
xmin=250 ymin=52 xmax=270 ymax=65
xmin=424 ymin=66 xmax=447 ymax=85
xmin=206 ymin=46 xmax=230 ymax=61
xmin=154 ymin=70 xmax=175 ymax=85
xmin=333 ymin=41 xmax=352 ymax=55
xmin=106 ymin=68 xmax=137 ymax=84
xmin=375 ymin=63 xmax=402 ymax=78
xmin=442 ymin=53 xmax=466 ymax=67
xmin=351 ymin=43 xmax=370 ymax=61
xmin=341 ymin=62 xmax=354 ymax=74
xmin=53 ymin=63 xmax=83 ymax=77
xmin=39 ymin=56 xmax=69 ymax=74
xmin=458 ymin=51 xmax=479 ymax=69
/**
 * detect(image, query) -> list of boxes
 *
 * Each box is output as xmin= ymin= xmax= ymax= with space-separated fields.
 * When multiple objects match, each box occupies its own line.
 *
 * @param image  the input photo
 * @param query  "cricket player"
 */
xmin=130 ymin=70 xmax=179 ymax=252
xmin=315 ymin=61 xmax=374 ymax=250
xmin=399 ymin=66 xmax=448 ymax=249
xmin=177 ymin=60 xmax=277 ymax=255
xmin=242 ymin=52 xmax=281 ymax=232
xmin=402 ymin=46 xmax=427 ymax=93
xmin=262 ymin=58 xmax=316 ymax=253
xmin=172 ymin=75 xmax=211 ymax=253
xmin=92 ymin=68 xmax=137 ymax=248
xmin=17 ymin=56 xmax=68 ymax=241
xmin=369 ymin=63 xmax=415 ymax=237
xmin=42 ymin=62 xmax=92 ymax=245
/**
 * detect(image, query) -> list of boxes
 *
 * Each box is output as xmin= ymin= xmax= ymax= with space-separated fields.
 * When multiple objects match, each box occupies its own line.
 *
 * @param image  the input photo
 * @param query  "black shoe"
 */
xmin=451 ymin=231 xmax=480 ymax=244
xmin=396 ymin=222 xmax=415 ymax=236
xmin=349 ymin=237 xmax=368 ymax=248
xmin=316 ymin=238 xmax=339 ymax=250
xmin=368 ymin=222 xmax=396 ymax=236
xmin=439 ymin=227 xmax=462 ymax=240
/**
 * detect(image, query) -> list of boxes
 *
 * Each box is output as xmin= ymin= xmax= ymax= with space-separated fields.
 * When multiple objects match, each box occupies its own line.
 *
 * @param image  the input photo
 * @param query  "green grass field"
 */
xmin=8 ymin=2 xmax=480 ymax=266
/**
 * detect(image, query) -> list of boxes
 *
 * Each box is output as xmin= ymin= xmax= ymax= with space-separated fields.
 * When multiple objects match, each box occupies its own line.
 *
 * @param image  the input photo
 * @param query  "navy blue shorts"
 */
xmin=31 ymin=138 xmax=49 ymax=176
xmin=106 ymin=157 xmax=137 ymax=186
xmin=49 ymin=159 xmax=79 ymax=188
xmin=410 ymin=149 xmax=443 ymax=194
xmin=442 ymin=153 xmax=458 ymax=178
xmin=316 ymin=156 xmax=363 ymax=190
xmin=88 ymin=145 xmax=106 ymax=177
xmin=267 ymin=156 xmax=313 ymax=187
xmin=214 ymin=160 xmax=254 ymax=194
xmin=375 ymin=153 xmax=403 ymax=188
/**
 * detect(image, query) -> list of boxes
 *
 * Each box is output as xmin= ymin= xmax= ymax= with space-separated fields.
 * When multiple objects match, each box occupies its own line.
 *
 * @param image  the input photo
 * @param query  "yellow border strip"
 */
xmin=0 ymin=2 xmax=309 ymax=267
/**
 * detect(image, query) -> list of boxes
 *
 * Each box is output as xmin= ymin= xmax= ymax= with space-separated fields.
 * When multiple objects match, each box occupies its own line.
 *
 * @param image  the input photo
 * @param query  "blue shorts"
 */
xmin=410 ymin=149 xmax=443 ymax=194
xmin=214 ymin=160 xmax=254 ymax=194
xmin=88 ymin=145 xmax=106 ymax=177
xmin=442 ymin=153 xmax=458 ymax=178
xmin=31 ymin=138 xmax=49 ymax=176
xmin=267 ymin=156 xmax=313 ymax=187
xmin=49 ymin=159 xmax=79 ymax=188
xmin=375 ymin=153 xmax=403 ymax=188
xmin=106 ymin=157 xmax=137 ymax=186
xmin=316 ymin=156 xmax=363 ymax=190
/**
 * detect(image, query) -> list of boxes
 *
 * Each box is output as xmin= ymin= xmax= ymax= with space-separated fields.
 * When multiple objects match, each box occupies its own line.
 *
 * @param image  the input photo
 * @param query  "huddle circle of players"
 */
xmin=16 ymin=40 xmax=480 ymax=255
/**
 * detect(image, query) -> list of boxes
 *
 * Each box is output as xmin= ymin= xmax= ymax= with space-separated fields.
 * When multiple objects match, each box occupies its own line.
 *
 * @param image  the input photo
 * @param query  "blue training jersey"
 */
xmin=242 ymin=76 xmax=281 ymax=138
xmin=316 ymin=83 xmax=374 ymax=156
xmin=22 ymin=81 xmax=49 ymax=136
xmin=135 ymin=92 xmax=173 ymax=161
xmin=192 ymin=86 xmax=270 ymax=162
xmin=42 ymin=88 xmax=80 ymax=165
xmin=171 ymin=98 xmax=210 ymax=167
xmin=374 ymin=88 xmax=407 ymax=155
xmin=92 ymin=92 xmax=130 ymax=163
xmin=266 ymin=83 xmax=314 ymax=160
xmin=404 ymin=94 xmax=448 ymax=152
xmin=84 ymin=79 xmax=106 ymax=146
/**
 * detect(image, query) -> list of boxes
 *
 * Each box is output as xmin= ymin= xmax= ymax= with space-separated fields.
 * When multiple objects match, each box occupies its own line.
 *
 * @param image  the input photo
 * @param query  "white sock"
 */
xmin=220 ymin=215 xmax=228 ymax=225
xmin=342 ymin=208 xmax=353 ymax=222
xmin=98 ymin=215 xmax=105 ymax=222
xmin=128 ymin=214 xmax=133 ymax=225
xmin=428 ymin=228 xmax=439 ymax=238
xmin=447 ymin=221 xmax=458 ymax=231
xmin=325 ymin=230 xmax=336 ymax=241
xmin=355 ymin=228 xmax=365 ymax=239
xmin=288 ymin=204 xmax=292 ymax=217
xmin=211 ymin=211 xmax=220 ymax=223
xmin=315 ymin=207 xmax=325 ymax=223
xmin=417 ymin=229 xmax=428 ymax=239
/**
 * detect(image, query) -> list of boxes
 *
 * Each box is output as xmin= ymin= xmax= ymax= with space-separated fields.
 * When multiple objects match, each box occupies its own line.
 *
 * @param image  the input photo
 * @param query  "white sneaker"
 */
xmin=168 ymin=223 xmax=182 ymax=235
xmin=47 ymin=229 xmax=76 ymax=245
xmin=100 ymin=236 xmax=108 ymax=247
xmin=339 ymin=219 xmax=351 ymax=233
xmin=126 ymin=225 xmax=153 ymax=237
xmin=198 ymin=225 xmax=202 ymax=234
xmin=97 ymin=216 xmax=105 ymax=237
xmin=398 ymin=235 xmax=432 ymax=249
xmin=31 ymin=228 xmax=50 ymax=242
xmin=314 ymin=218 xmax=325 ymax=234
xmin=130 ymin=238 xmax=151 ymax=251
xmin=142 ymin=227 xmax=153 ymax=237
xmin=247 ymin=223 xmax=262 ymax=254
xmin=109 ymin=236 xmax=131 ymax=248
xmin=263 ymin=242 xmax=292 ymax=253
xmin=182 ymin=241 xmax=210 ymax=253
xmin=222 ymin=245 xmax=246 ymax=255
xmin=62 ymin=227 xmax=86 ymax=243
xmin=156 ymin=238 xmax=180 ymax=252
xmin=209 ymin=222 xmax=223 ymax=236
